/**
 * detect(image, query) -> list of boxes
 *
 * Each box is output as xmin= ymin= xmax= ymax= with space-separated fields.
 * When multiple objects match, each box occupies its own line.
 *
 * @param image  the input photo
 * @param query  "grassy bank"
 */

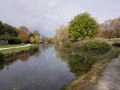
xmin=0 ymin=44 xmax=38 ymax=61
xmin=65 ymin=48 xmax=120 ymax=90
xmin=56 ymin=39 xmax=120 ymax=90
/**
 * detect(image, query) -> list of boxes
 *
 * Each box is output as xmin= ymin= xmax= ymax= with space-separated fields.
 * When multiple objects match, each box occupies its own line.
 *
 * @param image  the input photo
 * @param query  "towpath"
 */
xmin=0 ymin=44 xmax=31 ymax=51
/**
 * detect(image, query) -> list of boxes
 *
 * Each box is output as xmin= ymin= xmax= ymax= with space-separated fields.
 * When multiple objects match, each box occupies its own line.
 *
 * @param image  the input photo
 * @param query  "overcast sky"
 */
xmin=0 ymin=0 xmax=120 ymax=37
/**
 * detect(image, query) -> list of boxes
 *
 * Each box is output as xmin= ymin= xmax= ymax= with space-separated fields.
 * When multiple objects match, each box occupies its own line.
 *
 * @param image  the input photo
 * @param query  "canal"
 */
xmin=0 ymin=44 xmax=75 ymax=90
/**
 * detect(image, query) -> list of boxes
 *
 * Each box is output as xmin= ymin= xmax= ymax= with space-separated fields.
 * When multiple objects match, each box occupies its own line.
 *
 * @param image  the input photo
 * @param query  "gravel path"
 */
xmin=91 ymin=56 xmax=120 ymax=90
xmin=0 ymin=44 xmax=31 ymax=51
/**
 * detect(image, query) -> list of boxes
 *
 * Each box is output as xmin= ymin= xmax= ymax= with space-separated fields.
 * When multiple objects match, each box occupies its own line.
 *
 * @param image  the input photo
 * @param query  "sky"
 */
xmin=0 ymin=0 xmax=120 ymax=37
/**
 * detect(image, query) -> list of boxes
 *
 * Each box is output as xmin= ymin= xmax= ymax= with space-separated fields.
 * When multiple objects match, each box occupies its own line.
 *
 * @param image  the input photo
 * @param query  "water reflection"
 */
xmin=0 ymin=44 xmax=54 ymax=71
xmin=0 ymin=59 xmax=16 ymax=70
xmin=54 ymin=44 xmax=107 ymax=76
xmin=0 ymin=44 xmax=74 ymax=90
xmin=54 ymin=44 xmax=70 ymax=61
xmin=40 ymin=44 xmax=53 ymax=52
xmin=0 ymin=46 xmax=40 ymax=70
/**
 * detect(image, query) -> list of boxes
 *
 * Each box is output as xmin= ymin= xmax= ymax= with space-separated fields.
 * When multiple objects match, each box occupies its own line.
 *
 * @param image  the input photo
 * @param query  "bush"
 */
xmin=72 ymin=40 xmax=111 ymax=53
xmin=8 ymin=38 xmax=22 ymax=44
xmin=83 ymin=40 xmax=111 ymax=52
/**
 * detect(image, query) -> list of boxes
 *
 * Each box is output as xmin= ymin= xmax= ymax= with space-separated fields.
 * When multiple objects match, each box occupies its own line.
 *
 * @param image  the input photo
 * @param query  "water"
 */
xmin=0 ymin=44 xmax=75 ymax=90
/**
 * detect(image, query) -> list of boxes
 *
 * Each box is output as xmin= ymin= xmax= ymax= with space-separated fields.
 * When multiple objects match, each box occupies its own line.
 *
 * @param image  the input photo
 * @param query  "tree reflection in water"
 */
xmin=54 ymin=44 xmax=107 ymax=76
xmin=0 ymin=47 xmax=40 ymax=71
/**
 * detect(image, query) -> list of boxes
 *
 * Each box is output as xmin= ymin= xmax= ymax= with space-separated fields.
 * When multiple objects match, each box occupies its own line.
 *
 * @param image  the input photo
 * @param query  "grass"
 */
xmin=65 ymin=48 xmax=120 ymax=90
xmin=59 ymin=38 xmax=120 ymax=90
xmin=0 ymin=44 xmax=37 ymax=54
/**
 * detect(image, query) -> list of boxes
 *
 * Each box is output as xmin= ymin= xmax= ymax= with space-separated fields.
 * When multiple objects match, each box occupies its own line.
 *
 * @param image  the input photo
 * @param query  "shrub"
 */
xmin=8 ymin=38 xmax=22 ymax=44
xmin=83 ymin=40 xmax=111 ymax=52
xmin=71 ymin=40 xmax=111 ymax=53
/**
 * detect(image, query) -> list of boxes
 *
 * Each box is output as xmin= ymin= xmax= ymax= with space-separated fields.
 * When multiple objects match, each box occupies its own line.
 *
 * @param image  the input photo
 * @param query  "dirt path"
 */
xmin=0 ymin=44 xmax=31 ymax=51
xmin=91 ymin=56 xmax=120 ymax=90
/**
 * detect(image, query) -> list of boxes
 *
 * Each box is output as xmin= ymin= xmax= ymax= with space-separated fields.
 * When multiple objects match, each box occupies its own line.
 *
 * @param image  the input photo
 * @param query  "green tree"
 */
xmin=33 ymin=31 xmax=40 ymax=44
xmin=30 ymin=36 xmax=35 ymax=44
xmin=3 ymin=24 xmax=18 ymax=37
xmin=0 ymin=21 xmax=4 ymax=35
xmin=68 ymin=12 xmax=99 ymax=41
xmin=29 ymin=31 xmax=40 ymax=44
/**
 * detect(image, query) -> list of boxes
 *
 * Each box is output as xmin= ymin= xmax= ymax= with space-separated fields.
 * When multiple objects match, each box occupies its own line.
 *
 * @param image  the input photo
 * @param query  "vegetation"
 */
xmin=68 ymin=12 xmax=99 ymax=41
xmin=54 ymin=25 xmax=68 ymax=43
xmin=0 ymin=11 xmax=120 ymax=90
xmin=0 ymin=21 xmax=18 ymax=37
xmin=18 ymin=26 xmax=29 ymax=43
xmin=29 ymin=31 xmax=40 ymax=44
xmin=43 ymin=37 xmax=53 ymax=43
xmin=0 ymin=21 xmax=19 ymax=43
xmin=65 ymin=48 xmax=120 ymax=90
xmin=54 ymin=40 xmax=120 ymax=90
xmin=53 ymin=12 xmax=120 ymax=90
xmin=0 ymin=44 xmax=34 ymax=54
xmin=98 ymin=17 xmax=120 ymax=38
xmin=0 ymin=21 xmax=41 ymax=44
xmin=0 ymin=44 xmax=38 ymax=61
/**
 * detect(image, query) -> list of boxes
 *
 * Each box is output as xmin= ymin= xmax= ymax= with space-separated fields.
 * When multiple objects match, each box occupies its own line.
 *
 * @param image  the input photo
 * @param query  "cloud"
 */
xmin=0 ymin=0 xmax=120 ymax=37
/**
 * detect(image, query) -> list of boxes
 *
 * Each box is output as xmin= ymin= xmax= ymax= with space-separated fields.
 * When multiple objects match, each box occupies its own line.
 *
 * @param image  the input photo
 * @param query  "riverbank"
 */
xmin=0 ymin=44 xmax=39 ymax=61
xmin=57 ymin=39 xmax=120 ymax=90
xmin=0 ymin=44 xmax=31 ymax=51
xmin=90 ymin=55 xmax=120 ymax=90
xmin=65 ymin=48 xmax=120 ymax=90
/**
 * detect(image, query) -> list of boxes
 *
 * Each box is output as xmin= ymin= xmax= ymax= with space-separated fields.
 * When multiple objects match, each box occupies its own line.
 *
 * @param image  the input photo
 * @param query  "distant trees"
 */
xmin=30 ymin=36 xmax=35 ymax=44
xmin=0 ymin=21 xmax=18 ymax=37
xmin=99 ymin=18 xmax=120 ymax=38
xmin=54 ymin=25 xmax=68 ymax=43
xmin=54 ymin=12 xmax=99 ymax=43
xmin=43 ymin=37 xmax=53 ymax=43
xmin=68 ymin=12 xmax=99 ymax=41
xmin=0 ymin=20 xmax=41 ymax=44
xmin=18 ymin=26 xmax=29 ymax=43
xmin=0 ymin=21 xmax=19 ymax=43
xmin=18 ymin=27 xmax=40 ymax=44
xmin=29 ymin=31 xmax=40 ymax=44
xmin=34 ymin=31 xmax=40 ymax=44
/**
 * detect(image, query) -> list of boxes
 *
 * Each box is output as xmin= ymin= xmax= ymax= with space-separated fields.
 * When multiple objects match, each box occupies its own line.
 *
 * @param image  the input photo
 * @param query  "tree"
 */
xmin=0 ymin=21 xmax=4 ymax=35
xmin=18 ymin=26 xmax=29 ymax=43
xmin=115 ymin=26 xmax=120 ymax=38
xmin=0 ymin=21 xmax=18 ymax=37
xmin=68 ymin=12 xmax=99 ymax=41
xmin=99 ymin=18 xmax=120 ymax=38
xmin=29 ymin=31 xmax=40 ymax=44
xmin=3 ymin=24 xmax=18 ymax=37
xmin=43 ymin=37 xmax=53 ymax=43
xmin=54 ymin=25 xmax=68 ymax=43
xmin=33 ymin=31 xmax=40 ymax=44
xmin=30 ymin=36 xmax=35 ymax=44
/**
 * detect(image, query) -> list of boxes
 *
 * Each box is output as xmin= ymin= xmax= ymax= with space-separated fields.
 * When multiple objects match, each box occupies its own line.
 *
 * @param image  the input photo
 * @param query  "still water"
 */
xmin=0 ymin=44 xmax=75 ymax=90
